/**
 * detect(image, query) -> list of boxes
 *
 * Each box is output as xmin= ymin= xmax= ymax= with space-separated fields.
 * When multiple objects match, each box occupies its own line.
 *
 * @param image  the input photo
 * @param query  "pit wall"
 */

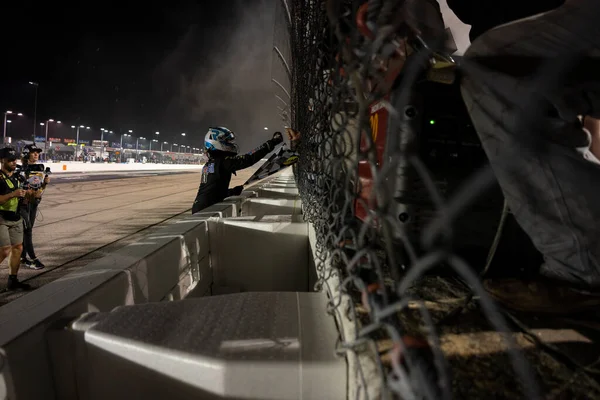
xmin=45 ymin=161 xmax=204 ymax=173
xmin=0 ymin=168 xmax=346 ymax=400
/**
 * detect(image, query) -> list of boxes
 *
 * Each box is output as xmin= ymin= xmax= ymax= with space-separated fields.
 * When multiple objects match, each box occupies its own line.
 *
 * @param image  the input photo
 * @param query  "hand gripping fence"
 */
xmin=271 ymin=0 xmax=600 ymax=398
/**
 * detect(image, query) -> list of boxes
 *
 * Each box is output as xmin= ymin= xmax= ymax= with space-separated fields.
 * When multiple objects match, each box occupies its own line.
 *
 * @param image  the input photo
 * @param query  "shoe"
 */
xmin=27 ymin=259 xmax=45 ymax=270
xmin=483 ymin=278 xmax=600 ymax=314
xmin=21 ymin=258 xmax=32 ymax=265
xmin=7 ymin=277 xmax=31 ymax=291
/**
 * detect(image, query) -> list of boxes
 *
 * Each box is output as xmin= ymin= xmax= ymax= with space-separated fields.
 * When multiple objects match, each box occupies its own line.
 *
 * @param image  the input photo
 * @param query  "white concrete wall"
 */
xmin=0 ymin=213 xmax=219 ymax=399
xmin=44 ymin=161 xmax=203 ymax=173
xmin=0 ymin=167 xmax=345 ymax=400
xmin=70 ymin=292 xmax=344 ymax=400
xmin=209 ymin=216 xmax=309 ymax=294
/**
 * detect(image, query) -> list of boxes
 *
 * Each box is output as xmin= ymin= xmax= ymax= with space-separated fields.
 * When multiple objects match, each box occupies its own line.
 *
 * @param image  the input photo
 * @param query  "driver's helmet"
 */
xmin=204 ymin=127 xmax=239 ymax=154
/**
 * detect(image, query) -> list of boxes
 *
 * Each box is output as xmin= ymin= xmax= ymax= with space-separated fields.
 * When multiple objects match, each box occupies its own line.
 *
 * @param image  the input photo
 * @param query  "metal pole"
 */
xmin=2 ymin=114 xmax=6 ymax=144
xmin=32 ymin=84 xmax=38 ymax=142
xmin=100 ymin=130 xmax=104 ymax=160
xmin=45 ymin=122 xmax=49 ymax=153
xmin=76 ymin=126 xmax=80 ymax=159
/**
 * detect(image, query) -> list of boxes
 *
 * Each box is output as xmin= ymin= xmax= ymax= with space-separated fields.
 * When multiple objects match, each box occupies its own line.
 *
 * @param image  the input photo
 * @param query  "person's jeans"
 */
xmin=460 ymin=0 xmax=600 ymax=289
xmin=20 ymin=203 xmax=38 ymax=261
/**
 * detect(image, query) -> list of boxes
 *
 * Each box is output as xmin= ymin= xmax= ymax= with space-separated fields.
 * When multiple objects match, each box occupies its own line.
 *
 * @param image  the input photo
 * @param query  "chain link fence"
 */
xmin=272 ymin=0 xmax=600 ymax=398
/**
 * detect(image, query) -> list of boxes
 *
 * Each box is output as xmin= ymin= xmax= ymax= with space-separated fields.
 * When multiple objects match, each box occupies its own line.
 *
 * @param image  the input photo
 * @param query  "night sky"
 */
xmin=0 ymin=0 xmax=280 ymax=152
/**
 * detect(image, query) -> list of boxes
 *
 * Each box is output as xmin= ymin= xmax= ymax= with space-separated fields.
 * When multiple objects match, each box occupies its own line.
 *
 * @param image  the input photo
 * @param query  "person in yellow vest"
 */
xmin=0 ymin=147 xmax=29 ymax=290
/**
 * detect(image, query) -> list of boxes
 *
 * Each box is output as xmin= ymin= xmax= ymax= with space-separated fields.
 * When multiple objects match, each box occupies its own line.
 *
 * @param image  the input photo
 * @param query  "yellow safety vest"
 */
xmin=0 ymin=175 xmax=18 ymax=213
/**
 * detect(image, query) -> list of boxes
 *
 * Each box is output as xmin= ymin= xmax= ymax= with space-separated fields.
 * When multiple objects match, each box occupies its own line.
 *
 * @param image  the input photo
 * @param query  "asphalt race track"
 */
xmin=50 ymin=170 xmax=198 ymax=184
xmin=0 ymin=166 xmax=259 ymax=307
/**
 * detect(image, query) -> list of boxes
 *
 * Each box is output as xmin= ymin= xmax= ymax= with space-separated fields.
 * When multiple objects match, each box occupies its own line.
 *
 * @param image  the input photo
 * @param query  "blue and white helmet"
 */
xmin=205 ymin=126 xmax=239 ymax=154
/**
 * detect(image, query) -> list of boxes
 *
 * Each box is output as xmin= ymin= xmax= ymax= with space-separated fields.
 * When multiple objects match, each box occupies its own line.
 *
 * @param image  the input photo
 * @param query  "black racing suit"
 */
xmin=192 ymin=138 xmax=281 ymax=214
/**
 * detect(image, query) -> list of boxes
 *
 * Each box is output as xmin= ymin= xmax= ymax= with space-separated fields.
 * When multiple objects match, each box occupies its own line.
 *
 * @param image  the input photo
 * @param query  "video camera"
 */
xmin=14 ymin=165 xmax=27 ymax=186
xmin=14 ymin=165 xmax=51 ymax=190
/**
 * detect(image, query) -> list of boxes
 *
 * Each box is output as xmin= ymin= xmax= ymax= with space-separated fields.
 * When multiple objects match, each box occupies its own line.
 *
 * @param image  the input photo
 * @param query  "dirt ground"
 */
xmin=353 ymin=275 xmax=600 ymax=399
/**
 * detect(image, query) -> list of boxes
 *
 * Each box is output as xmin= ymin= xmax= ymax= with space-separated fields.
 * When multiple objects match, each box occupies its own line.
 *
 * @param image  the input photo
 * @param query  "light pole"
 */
xmin=120 ymin=133 xmax=130 ymax=149
xmin=172 ymin=143 xmax=177 ymax=152
xmin=44 ymin=119 xmax=61 ymax=153
xmin=150 ymin=139 xmax=158 ymax=151
xmin=76 ymin=125 xmax=90 ymax=159
xmin=180 ymin=133 xmax=186 ymax=156
xmin=107 ymin=130 xmax=113 ymax=159
xmin=3 ymin=111 xmax=23 ymax=143
xmin=120 ymin=132 xmax=132 ymax=163
xmin=29 ymin=82 xmax=39 ymax=142
xmin=161 ymin=141 xmax=167 ymax=152
xmin=136 ymin=137 xmax=145 ymax=161
xmin=38 ymin=123 xmax=44 ymax=147
xmin=70 ymin=125 xmax=76 ymax=159
xmin=100 ymin=128 xmax=111 ymax=159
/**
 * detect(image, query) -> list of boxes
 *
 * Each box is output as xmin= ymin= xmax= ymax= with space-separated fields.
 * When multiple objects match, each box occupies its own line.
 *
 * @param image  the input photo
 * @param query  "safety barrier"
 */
xmin=49 ymin=161 xmax=204 ymax=174
xmin=0 ymin=168 xmax=345 ymax=400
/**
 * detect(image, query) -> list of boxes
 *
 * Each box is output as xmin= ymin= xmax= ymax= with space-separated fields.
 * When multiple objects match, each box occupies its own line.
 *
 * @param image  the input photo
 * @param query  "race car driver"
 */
xmin=191 ymin=127 xmax=283 ymax=213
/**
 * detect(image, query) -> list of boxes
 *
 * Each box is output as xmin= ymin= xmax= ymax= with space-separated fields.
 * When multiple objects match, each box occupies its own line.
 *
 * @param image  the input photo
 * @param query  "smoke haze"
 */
xmin=155 ymin=0 xmax=278 ymax=153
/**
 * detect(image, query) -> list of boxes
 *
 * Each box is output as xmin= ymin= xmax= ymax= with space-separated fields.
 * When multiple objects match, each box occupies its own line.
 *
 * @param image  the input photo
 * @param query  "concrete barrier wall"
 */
xmin=45 ymin=161 xmax=203 ymax=174
xmin=68 ymin=292 xmax=345 ymax=400
xmin=241 ymin=198 xmax=302 ymax=218
xmin=0 ymin=167 xmax=341 ymax=400
xmin=209 ymin=216 xmax=309 ymax=294
xmin=0 ymin=203 xmax=231 ymax=399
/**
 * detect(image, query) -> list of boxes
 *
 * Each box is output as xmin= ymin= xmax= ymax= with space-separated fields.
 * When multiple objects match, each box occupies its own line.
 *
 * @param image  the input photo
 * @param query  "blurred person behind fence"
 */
xmin=0 ymin=147 xmax=29 ymax=290
xmin=18 ymin=144 xmax=49 ymax=270
xmin=440 ymin=0 xmax=600 ymax=312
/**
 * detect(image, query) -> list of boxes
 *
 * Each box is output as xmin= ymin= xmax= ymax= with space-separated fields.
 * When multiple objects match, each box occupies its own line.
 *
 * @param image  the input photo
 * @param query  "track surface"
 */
xmin=50 ymin=170 xmax=199 ymax=184
xmin=0 ymin=167 xmax=257 ymax=307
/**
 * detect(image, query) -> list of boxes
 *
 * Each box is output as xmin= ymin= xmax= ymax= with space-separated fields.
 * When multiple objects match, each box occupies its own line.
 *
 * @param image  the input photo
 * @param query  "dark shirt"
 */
xmin=192 ymin=139 xmax=279 ymax=213
xmin=447 ymin=0 xmax=565 ymax=41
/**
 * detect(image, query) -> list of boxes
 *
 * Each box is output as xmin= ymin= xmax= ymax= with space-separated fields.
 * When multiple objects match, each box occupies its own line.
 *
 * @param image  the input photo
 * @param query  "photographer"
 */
xmin=0 ymin=147 xmax=29 ymax=291
xmin=18 ymin=144 xmax=49 ymax=270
